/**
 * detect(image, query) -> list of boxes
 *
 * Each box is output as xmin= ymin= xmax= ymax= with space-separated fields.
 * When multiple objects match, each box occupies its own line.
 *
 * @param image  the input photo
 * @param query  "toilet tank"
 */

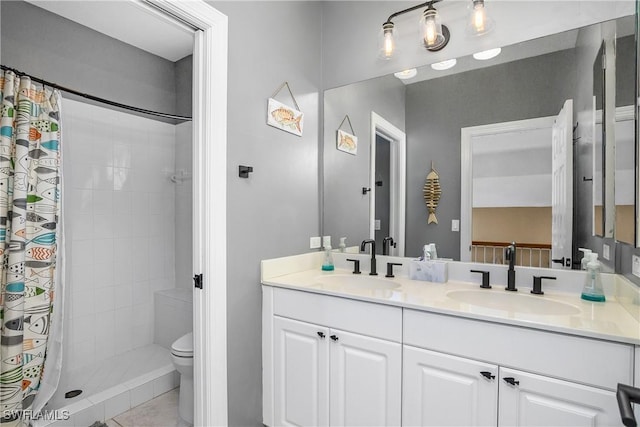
xmin=154 ymin=288 xmax=193 ymax=349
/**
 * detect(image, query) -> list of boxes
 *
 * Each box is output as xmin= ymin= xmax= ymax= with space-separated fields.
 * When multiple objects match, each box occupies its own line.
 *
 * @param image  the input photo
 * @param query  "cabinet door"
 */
xmin=402 ymin=345 xmax=498 ymax=426
xmin=329 ymin=329 xmax=401 ymax=426
xmin=274 ymin=316 xmax=330 ymax=426
xmin=499 ymin=367 xmax=620 ymax=426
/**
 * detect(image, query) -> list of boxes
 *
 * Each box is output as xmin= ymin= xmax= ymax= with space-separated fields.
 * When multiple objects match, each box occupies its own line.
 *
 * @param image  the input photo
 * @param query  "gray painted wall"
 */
xmin=0 ymin=0 xmax=181 ymax=116
xmin=617 ymin=35 xmax=635 ymax=108
xmin=323 ymin=74 xmax=405 ymax=250
xmin=208 ymin=2 xmax=322 ymax=426
xmin=405 ymin=49 xmax=576 ymax=259
xmin=175 ymin=55 xmax=193 ymax=117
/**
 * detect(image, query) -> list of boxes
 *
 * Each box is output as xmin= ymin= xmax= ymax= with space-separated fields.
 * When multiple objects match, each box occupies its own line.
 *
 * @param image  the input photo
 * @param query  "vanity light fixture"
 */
xmin=431 ymin=59 xmax=457 ymax=70
xmin=379 ymin=0 xmax=494 ymax=60
xmin=394 ymin=68 xmax=418 ymax=79
xmin=473 ymin=47 xmax=501 ymax=60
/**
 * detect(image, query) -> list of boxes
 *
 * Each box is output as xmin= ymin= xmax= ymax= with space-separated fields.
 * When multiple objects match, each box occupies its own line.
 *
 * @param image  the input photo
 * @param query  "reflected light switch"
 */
xmin=633 ymin=255 xmax=640 ymax=278
xmin=375 ymin=219 xmax=381 ymax=230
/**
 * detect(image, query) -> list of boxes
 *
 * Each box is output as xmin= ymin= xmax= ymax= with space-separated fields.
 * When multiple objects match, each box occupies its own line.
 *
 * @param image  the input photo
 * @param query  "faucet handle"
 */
xmin=385 ymin=262 xmax=403 ymax=278
xmin=346 ymin=259 xmax=361 ymax=275
xmin=470 ymin=270 xmax=491 ymax=289
xmin=531 ymin=276 xmax=556 ymax=295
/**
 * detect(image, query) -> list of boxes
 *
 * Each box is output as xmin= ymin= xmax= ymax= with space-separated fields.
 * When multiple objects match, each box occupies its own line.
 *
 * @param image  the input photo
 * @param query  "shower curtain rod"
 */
xmin=1 ymin=64 xmax=192 ymax=121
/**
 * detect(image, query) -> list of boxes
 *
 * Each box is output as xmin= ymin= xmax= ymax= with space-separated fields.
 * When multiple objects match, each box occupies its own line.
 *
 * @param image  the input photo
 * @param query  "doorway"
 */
xmin=370 ymin=112 xmax=406 ymax=256
xmin=4 ymin=1 xmax=229 ymax=425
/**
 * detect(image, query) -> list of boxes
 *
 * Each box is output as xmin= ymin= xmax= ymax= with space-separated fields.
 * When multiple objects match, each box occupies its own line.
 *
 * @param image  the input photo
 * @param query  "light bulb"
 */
xmin=468 ymin=0 xmax=494 ymax=36
xmin=424 ymin=17 xmax=437 ymax=46
xmin=379 ymin=22 xmax=395 ymax=60
xmin=421 ymin=6 xmax=447 ymax=51
xmin=384 ymin=30 xmax=394 ymax=57
xmin=472 ymin=2 xmax=485 ymax=33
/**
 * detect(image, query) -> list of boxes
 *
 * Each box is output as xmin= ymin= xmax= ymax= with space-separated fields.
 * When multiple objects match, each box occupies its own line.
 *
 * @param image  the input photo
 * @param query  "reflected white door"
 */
xmin=551 ymin=99 xmax=573 ymax=269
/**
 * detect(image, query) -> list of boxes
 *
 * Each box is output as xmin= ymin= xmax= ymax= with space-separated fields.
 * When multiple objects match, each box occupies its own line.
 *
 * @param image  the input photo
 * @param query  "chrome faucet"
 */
xmin=360 ymin=239 xmax=377 ymax=276
xmin=505 ymin=242 xmax=517 ymax=291
xmin=382 ymin=236 xmax=396 ymax=255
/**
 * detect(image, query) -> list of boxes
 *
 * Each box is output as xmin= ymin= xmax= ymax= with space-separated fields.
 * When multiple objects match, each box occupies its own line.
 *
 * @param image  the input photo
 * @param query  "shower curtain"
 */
xmin=0 ymin=70 xmax=63 ymax=426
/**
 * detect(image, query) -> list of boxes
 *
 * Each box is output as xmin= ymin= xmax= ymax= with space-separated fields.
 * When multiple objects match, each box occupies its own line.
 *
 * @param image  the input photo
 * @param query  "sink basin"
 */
xmin=447 ymin=289 xmax=581 ymax=316
xmin=313 ymin=274 xmax=400 ymax=292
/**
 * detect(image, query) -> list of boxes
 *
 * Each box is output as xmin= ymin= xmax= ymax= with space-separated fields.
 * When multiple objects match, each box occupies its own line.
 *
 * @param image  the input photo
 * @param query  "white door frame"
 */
xmin=144 ymin=1 xmax=228 ymax=425
xmin=370 ymin=112 xmax=406 ymax=256
xmin=21 ymin=0 xmax=228 ymax=423
xmin=460 ymin=116 xmax=555 ymax=262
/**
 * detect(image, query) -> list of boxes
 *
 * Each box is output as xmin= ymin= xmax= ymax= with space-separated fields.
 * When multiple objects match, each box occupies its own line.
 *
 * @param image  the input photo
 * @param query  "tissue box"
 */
xmin=409 ymin=259 xmax=448 ymax=283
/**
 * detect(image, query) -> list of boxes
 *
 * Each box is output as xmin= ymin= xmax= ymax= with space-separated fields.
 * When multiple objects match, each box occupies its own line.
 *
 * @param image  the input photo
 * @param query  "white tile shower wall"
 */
xmin=174 ymin=122 xmax=192 ymax=289
xmin=63 ymin=99 xmax=176 ymax=368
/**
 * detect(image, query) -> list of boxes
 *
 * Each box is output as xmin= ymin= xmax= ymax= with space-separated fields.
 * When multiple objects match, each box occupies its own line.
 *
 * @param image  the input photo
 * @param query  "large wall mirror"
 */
xmin=322 ymin=12 xmax=637 ymax=269
xmin=612 ymin=26 xmax=637 ymax=245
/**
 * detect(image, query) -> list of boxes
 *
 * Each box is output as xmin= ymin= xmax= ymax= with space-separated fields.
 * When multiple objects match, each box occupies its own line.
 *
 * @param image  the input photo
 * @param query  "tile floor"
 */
xmin=105 ymin=389 xmax=184 ymax=427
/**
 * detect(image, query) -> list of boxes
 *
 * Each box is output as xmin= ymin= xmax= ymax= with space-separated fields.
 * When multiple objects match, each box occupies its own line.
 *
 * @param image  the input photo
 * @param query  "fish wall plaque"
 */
xmin=267 ymin=98 xmax=304 ymax=136
xmin=423 ymin=162 xmax=442 ymax=224
xmin=336 ymin=115 xmax=357 ymax=155
xmin=267 ymin=82 xmax=304 ymax=136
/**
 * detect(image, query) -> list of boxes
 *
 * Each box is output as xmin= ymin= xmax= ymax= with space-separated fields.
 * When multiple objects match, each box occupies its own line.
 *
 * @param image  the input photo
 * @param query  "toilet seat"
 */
xmin=171 ymin=332 xmax=193 ymax=358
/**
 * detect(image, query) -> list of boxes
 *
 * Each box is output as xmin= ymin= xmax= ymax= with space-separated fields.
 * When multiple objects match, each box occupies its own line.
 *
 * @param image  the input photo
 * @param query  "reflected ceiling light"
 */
xmin=394 ymin=68 xmax=418 ymax=79
xmin=468 ymin=0 xmax=495 ymax=36
xmin=473 ymin=47 xmax=501 ymax=60
xmin=431 ymin=59 xmax=457 ymax=70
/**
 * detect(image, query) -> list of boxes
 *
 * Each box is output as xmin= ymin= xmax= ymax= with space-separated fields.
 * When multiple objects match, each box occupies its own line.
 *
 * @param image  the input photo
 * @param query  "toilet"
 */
xmin=171 ymin=332 xmax=194 ymax=425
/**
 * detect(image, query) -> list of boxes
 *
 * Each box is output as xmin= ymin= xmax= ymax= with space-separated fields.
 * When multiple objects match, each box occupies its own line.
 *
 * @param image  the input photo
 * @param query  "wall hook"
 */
xmin=362 ymin=187 xmax=371 ymax=195
xmin=239 ymin=165 xmax=254 ymax=178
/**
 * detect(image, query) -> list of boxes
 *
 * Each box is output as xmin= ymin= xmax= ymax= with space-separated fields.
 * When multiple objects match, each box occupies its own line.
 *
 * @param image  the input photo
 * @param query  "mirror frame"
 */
xmin=593 ymin=41 xmax=607 ymax=238
xmin=637 ymin=0 xmax=640 ymax=248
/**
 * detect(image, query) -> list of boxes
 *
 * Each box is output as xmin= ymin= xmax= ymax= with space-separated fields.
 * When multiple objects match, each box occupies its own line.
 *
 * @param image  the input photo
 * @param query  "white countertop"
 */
xmin=262 ymin=265 xmax=640 ymax=346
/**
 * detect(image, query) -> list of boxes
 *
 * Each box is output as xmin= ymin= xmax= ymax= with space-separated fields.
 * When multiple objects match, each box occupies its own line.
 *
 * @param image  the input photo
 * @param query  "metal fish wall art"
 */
xmin=423 ymin=162 xmax=442 ymax=224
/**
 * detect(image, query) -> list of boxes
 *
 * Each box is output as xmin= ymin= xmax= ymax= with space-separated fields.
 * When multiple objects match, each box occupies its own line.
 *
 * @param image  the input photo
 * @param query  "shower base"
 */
xmin=36 ymin=344 xmax=177 ymax=427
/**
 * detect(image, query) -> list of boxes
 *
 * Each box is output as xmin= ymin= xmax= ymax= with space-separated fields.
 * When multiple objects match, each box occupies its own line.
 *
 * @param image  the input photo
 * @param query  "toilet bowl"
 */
xmin=171 ymin=332 xmax=194 ymax=425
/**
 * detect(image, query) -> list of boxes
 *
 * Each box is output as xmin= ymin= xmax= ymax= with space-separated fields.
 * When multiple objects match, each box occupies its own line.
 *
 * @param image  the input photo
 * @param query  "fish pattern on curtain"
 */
xmin=0 ymin=71 xmax=61 ymax=426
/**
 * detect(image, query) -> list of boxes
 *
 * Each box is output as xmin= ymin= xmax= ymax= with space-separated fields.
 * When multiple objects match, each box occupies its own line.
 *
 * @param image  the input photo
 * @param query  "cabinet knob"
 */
xmin=503 ymin=377 xmax=520 ymax=386
xmin=330 ymin=335 xmax=339 ymax=341
xmin=317 ymin=332 xmax=325 ymax=339
xmin=480 ymin=371 xmax=495 ymax=380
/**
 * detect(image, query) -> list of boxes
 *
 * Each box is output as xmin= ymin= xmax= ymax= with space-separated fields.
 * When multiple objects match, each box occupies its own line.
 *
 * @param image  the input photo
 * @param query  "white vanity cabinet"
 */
xmin=403 ymin=346 xmax=498 ymax=426
xmin=263 ymin=285 xmax=636 ymax=427
xmin=328 ymin=328 xmax=401 ymax=426
xmin=273 ymin=316 xmax=330 ymax=427
xmin=264 ymin=286 xmax=403 ymax=427
xmin=403 ymin=309 xmax=632 ymax=427
xmin=498 ymin=367 xmax=619 ymax=426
